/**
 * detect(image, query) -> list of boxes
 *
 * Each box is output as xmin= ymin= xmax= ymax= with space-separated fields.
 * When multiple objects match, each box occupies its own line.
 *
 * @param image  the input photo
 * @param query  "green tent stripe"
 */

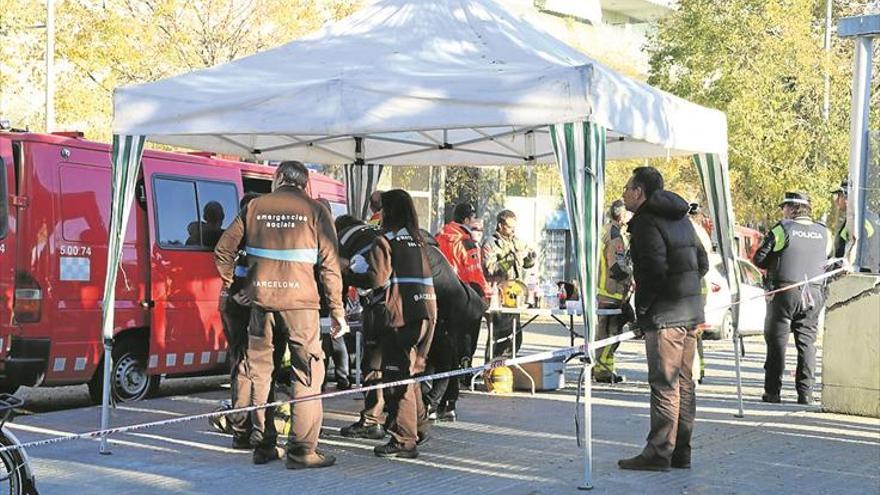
xmin=552 ymin=121 xmax=605 ymax=352
xmin=102 ymin=134 xmax=146 ymax=340
xmin=692 ymin=153 xmax=740 ymax=314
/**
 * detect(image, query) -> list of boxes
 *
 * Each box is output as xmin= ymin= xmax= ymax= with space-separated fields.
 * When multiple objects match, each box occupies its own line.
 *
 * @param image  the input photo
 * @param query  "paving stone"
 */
xmin=7 ymin=325 xmax=879 ymax=495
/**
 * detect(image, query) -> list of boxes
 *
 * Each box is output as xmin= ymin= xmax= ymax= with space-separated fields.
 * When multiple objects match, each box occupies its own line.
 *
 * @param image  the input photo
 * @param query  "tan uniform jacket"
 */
xmin=215 ymin=186 xmax=343 ymax=316
xmin=482 ymin=231 xmax=534 ymax=283
xmin=598 ymin=222 xmax=632 ymax=307
xmin=349 ymin=229 xmax=438 ymax=329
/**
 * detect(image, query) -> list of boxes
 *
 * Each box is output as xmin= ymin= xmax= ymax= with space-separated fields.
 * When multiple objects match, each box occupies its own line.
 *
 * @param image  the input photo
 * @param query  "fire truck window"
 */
xmin=195 ymin=181 xmax=238 ymax=249
xmin=0 ymin=157 xmax=7 ymax=239
xmin=154 ymin=178 xmax=199 ymax=248
xmin=60 ymin=165 xmax=138 ymax=244
xmin=328 ymin=201 xmax=347 ymax=218
xmin=243 ymin=177 xmax=272 ymax=194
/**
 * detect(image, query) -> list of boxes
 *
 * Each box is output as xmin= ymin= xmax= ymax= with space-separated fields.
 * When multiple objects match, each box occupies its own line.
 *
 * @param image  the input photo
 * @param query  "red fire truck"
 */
xmin=0 ymin=130 xmax=346 ymax=401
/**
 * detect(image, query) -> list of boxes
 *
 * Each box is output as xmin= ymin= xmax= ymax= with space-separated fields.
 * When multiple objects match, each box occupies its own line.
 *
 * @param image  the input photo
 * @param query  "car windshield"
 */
xmin=738 ymin=259 xmax=764 ymax=287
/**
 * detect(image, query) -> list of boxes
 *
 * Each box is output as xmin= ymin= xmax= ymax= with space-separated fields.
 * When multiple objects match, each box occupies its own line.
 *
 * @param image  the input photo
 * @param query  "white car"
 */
xmin=702 ymin=255 xmax=767 ymax=340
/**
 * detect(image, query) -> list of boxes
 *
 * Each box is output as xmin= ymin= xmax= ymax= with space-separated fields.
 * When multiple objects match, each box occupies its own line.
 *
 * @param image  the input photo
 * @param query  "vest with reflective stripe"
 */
xmin=339 ymin=224 xmax=381 ymax=259
xmin=767 ymin=218 xmax=829 ymax=285
xmin=385 ymin=229 xmax=437 ymax=325
xmin=597 ymin=223 xmax=631 ymax=304
xmin=837 ymin=213 xmax=880 ymax=271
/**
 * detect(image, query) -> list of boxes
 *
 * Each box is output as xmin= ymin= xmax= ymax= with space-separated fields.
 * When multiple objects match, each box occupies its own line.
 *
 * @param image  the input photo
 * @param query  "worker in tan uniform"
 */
xmin=215 ymin=161 xmax=346 ymax=469
xmin=348 ymin=189 xmax=437 ymax=459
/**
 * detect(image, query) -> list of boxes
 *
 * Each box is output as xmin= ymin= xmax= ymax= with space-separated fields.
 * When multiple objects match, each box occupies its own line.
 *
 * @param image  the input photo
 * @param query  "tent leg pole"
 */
xmin=355 ymin=330 xmax=362 ymax=388
xmin=732 ymin=330 xmax=745 ymax=418
xmin=99 ymin=340 xmax=113 ymax=454
xmin=578 ymin=359 xmax=594 ymax=490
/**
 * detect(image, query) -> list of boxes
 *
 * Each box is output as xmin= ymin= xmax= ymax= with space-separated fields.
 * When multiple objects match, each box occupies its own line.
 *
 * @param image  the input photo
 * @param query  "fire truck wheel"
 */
xmin=88 ymin=341 xmax=160 ymax=403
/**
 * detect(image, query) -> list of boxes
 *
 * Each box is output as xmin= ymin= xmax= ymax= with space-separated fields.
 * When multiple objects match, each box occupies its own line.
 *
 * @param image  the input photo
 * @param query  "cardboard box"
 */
xmin=513 ymin=359 xmax=565 ymax=391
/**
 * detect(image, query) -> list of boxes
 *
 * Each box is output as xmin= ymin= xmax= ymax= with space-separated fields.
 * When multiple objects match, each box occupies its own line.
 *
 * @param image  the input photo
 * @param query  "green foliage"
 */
xmin=646 ymin=0 xmax=873 ymax=227
xmin=0 ymin=0 xmax=361 ymax=139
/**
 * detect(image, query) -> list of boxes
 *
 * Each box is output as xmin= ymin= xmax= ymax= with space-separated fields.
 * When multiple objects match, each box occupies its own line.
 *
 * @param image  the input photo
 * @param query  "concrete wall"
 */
xmin=822 ymin=275 xmax=880 ymax=417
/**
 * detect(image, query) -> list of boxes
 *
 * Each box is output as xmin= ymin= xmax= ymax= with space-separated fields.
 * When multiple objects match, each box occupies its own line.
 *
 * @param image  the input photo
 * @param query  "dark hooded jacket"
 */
xmin=628 ymin=191 xmax=708 ymax=331
xmin=422 ymin=230 xmax=487 ymax=328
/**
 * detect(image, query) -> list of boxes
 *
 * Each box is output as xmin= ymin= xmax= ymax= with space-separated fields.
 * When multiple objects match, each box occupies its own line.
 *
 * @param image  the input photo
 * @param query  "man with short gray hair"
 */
xmin=618 ymin=166 xmax=708 ymax=472
xmin=215 ymin=161 xmax=346 ymax=469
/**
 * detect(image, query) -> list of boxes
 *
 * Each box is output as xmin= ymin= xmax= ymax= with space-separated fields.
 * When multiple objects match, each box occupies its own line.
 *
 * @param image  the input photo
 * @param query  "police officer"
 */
xmin=215 ymin=161 xmax=345 ymax=469
xmin=753 ymin=192 xmax=831 ymax=405
xmin=348 ymin=190 xmax=437 ymax=459
xmin=594 ymin=200 xmax=633 ymax=384
xmin=832 ymin=180 xmax=880 ymax=272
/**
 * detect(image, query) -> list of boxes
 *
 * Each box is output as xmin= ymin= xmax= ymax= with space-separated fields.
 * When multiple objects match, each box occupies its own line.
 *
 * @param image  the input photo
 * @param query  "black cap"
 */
xmin=831 ymin=179 xmax=849 ymax=198
xmin=453 ymin=203 xmax=477 ymax=223
xmin=779 ymin=191 xmax=811 ymax=207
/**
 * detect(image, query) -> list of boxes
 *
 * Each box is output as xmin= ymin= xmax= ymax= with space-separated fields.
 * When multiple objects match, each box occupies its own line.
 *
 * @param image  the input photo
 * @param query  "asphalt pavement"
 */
xmin=7 ymin=322 xmax=880 ymax=495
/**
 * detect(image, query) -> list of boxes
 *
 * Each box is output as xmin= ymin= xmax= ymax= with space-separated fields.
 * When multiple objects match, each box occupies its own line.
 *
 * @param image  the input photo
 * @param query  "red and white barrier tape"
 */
xmin=2 ymin=267 xmax=855 ymax=454
xmin=0 ymin=331 xmax=635 ymax=454
xmin=705 ymin=267 xmax=847 ymax=313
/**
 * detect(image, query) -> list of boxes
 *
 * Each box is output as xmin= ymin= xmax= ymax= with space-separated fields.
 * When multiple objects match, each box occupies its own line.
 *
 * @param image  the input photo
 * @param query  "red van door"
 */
xmin=0 ymin=138 xmax=14 ymax=364
xmin=141 ymin=157 xmax=241 ymax=376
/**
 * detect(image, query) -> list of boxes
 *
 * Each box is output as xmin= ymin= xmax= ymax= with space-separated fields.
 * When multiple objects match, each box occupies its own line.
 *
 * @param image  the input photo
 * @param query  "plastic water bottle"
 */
xmin=534 ymin=282 xmax=544 ymax=309
xmin=557 ymin=283 xmax=567 ymax=310
xmin=489 ymin=282 xmax=500 ymax=309
xmin=527 ymin=276 xmax=538 ymax=308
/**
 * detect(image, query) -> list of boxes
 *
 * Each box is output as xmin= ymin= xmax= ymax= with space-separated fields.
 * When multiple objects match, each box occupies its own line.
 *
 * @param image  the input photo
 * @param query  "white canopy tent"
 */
xmin=112 ymin=0 xmax=726 ymax=165
xmin=102 ymin=0 xmax=739 ymax=487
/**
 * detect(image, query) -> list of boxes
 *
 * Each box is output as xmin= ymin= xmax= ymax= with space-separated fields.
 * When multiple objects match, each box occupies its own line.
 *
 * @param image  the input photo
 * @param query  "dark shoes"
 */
xmin=595 ymin=373 xmax=626 ymax=384
xmin=232 ymin=433 xmax=252 ymax=450
xmin=336 ymin=378 xmax=351 ymax=391
xmin=285 ymin=449 xmax=336 ymax=469
xmin=670 ymin=450 xmax=691 ymax=469
xmin=374 ymin=440 xmax=418 ymax=459
xmin=428 ymin=408 xmax=457 ymax=422
xmin=617 ymin=454 xmax=670 ymax=472
xmin=437 ymin=409 xmax=457 ymax=422
xmin=340 ymin=421 xmax=386 ymax=439
xmin=417 ymin=431 xmax=430 ymax=446
xmin=762 ymin=391 xmax=813 ymax=404
xmin=253 ymin=445 xmax=284 ymax=465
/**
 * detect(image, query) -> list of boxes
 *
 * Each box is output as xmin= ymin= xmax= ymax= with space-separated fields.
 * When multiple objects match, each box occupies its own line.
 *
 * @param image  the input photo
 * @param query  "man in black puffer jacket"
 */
xmin=420 ymin=230 xmax=487 ymax=421
xmin=618 ymin=166 xmax=708 ymax=473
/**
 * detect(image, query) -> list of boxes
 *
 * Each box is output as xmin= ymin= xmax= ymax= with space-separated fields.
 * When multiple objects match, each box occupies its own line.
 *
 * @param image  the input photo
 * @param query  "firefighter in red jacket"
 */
xmin=436 ymin=203 xmax=489 ymax=297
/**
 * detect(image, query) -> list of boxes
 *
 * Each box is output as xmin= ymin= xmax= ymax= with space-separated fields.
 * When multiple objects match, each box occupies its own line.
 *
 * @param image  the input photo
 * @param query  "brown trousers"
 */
xmin=359 ymin=304 xmax=387 ymax=426
xmin=642 ymin=326 xmax=697 ymax=461
xmin=248 ymin=308 xmax=325 ymax=454
xmin=221 ymin=304 xmax=252 ymax=436
xmin=383 ymin=319 xmax=434 ymax=450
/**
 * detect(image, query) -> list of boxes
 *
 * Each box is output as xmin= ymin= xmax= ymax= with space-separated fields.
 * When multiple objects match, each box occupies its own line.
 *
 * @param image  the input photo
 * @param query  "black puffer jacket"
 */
xmin=628 ymin=191 xmax=708 ymax=330
xmin=421 ymin=230 xmax=487 ymax=327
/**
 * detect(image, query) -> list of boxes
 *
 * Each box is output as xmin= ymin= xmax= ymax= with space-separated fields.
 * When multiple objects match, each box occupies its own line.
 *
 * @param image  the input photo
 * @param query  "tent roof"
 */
xmin=112 ymin=0 xmax=727 ymax=165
